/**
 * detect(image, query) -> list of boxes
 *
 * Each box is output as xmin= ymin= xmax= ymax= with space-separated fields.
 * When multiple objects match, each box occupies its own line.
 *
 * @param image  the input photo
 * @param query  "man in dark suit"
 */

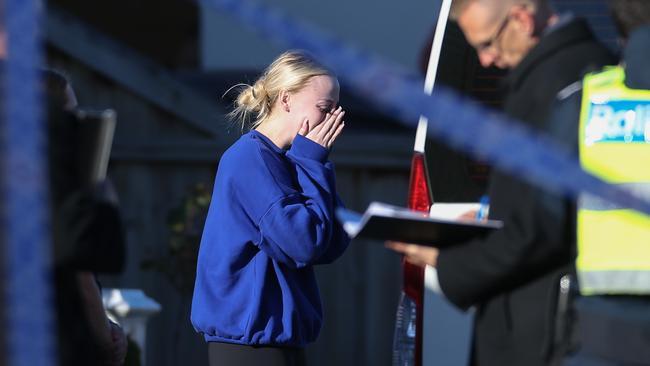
xmin=387 ymin=0 xmax=617 ymax=365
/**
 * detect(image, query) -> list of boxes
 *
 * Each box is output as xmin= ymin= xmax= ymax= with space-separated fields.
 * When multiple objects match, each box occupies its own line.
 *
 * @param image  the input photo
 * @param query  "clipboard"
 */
xmin=336 ymin=202 xmax=503 ymax=247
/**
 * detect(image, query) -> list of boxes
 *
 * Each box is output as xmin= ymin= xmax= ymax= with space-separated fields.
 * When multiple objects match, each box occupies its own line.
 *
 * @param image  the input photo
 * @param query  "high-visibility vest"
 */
xmin=577 ymin=66 xmax=650 ymax=295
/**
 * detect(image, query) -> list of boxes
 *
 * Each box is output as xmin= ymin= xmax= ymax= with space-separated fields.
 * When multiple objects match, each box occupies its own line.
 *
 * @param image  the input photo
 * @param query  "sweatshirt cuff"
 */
xmin=290 ymin=134 xmax=329 ymax=163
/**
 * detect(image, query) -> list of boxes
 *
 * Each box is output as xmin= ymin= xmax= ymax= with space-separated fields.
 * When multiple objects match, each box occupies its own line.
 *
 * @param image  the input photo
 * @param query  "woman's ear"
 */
xmin=279 ymin=90 xmax=290 ymax=113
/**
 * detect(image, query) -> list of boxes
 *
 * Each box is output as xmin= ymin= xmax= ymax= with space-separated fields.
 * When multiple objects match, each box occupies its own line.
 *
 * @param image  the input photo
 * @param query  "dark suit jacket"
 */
xmin=436 ymin=19 xmax=616 ymax=366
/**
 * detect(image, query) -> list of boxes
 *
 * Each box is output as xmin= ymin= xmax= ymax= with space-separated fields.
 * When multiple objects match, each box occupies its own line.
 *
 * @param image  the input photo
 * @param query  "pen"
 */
xmin=476 ymin=195 xmax=490 ymax=221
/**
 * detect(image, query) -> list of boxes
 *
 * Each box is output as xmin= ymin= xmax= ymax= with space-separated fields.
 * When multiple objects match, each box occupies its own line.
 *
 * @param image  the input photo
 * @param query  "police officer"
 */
xmin=548 ymin=0 xmax=650 ymax=364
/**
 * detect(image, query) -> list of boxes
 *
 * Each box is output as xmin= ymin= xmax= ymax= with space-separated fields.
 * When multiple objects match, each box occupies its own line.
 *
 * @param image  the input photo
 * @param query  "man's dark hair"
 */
xmin=610 ymin=0 xmax=650 ymax=38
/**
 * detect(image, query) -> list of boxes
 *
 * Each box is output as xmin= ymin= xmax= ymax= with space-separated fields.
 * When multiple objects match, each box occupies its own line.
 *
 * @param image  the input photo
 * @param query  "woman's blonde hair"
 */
xmin=227 ymin=50 xmax=334 ymax=130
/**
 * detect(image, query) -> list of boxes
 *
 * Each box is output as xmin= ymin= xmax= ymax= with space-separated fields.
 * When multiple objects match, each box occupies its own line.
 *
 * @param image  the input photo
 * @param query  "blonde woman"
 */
xmin=191 ymin=50 xmax=350 ymax=366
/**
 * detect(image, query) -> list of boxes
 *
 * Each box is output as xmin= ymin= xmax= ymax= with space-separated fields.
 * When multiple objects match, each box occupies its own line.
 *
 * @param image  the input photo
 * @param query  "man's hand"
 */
xmin=385 ymin=241 xmax=440 ymax=267
xmin=457 ymin=209 xmax=478 ymax=221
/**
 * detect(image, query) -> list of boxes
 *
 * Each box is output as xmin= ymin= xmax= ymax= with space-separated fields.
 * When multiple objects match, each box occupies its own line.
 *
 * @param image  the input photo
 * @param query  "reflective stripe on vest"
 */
xmin=578 ymin=66 xmax=650 ymax=296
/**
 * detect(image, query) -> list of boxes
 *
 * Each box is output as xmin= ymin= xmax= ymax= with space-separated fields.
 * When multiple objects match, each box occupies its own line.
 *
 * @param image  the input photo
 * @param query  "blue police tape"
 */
xmin=3 ymin=0 xmax=55 ymax=365
xmin=200 ymin=0 xmax=650 ymax=217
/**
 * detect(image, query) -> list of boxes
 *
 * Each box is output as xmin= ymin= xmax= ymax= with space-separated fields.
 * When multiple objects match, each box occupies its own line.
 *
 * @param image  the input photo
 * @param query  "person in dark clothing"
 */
xmin=45 ymin=69 xmax=128 ymax=366
xmin=387 ymin=0 xmax=617 ymax=365
xmin=545 ymin=1 xmax=650 ymax=364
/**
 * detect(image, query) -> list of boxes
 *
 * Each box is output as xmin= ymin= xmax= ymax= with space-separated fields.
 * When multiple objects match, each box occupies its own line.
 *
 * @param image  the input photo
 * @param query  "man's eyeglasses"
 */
xmin=476 ymin=15 xmax=511 ymax=53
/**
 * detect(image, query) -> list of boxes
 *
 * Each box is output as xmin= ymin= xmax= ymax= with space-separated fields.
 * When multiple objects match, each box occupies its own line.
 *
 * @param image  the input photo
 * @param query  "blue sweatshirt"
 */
xmin=191 ymin=130 xmax=350 ymax=347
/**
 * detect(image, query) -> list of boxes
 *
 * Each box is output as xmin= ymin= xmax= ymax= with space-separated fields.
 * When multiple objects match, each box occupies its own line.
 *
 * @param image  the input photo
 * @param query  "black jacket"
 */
xmin=436 ymin=19 xmax=616 ymax=366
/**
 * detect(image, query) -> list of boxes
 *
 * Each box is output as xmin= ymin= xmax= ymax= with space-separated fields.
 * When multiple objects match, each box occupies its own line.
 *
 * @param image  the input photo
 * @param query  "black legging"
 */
xmin=208 ymin=342 xmax=307 ymax=366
